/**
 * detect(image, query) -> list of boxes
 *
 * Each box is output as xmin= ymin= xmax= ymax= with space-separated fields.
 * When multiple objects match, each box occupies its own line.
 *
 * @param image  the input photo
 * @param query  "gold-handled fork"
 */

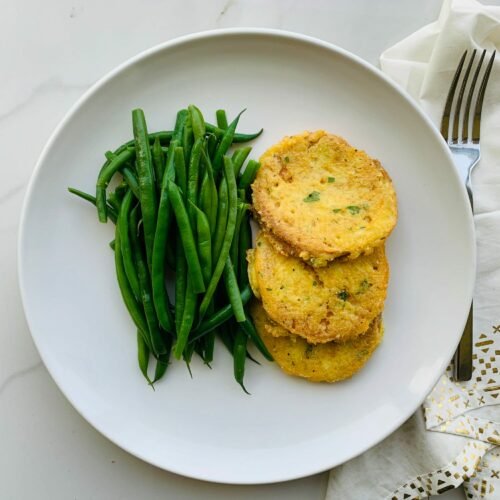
xmin=440 ymin=49 xmax=496 ymax=381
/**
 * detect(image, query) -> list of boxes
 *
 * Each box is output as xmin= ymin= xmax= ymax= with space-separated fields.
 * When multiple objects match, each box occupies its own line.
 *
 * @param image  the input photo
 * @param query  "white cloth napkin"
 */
xmin=326 ymin=0 xmax=500 ymax=498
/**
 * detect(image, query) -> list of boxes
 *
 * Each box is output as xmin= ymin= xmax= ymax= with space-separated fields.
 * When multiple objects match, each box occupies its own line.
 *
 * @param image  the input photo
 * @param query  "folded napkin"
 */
xmin=326 ymin=0 xmax=500 ymax=498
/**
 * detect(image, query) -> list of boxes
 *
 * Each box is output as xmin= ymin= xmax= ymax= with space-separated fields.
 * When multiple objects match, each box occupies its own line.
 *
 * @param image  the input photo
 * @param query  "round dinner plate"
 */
xmin=19 ymin=29 xmax=475 ymax=484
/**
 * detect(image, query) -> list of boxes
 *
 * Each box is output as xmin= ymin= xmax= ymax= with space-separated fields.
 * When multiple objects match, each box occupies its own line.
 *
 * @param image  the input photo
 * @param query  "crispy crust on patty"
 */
xmin=250 ymin=301 xmax=383 ymax=383
xmin=252 ymin=130 xmax=397 ymax=265
xmin=248 ymin=232 xmax=389 ymax=343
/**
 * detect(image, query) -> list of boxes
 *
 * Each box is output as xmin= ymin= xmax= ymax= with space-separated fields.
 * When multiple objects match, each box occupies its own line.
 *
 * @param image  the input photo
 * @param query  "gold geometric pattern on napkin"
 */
xmin=424 ymin=325 xmax=500 ymax=429
xmin=391 ymin=440 xmax=494 ymax=499
xmin=390 ymin=325 xmax=500 ymax=499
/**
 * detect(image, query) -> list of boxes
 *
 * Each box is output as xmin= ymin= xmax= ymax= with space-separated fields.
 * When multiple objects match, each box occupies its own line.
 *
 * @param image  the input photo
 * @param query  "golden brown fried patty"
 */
xmin=251 ymin=301 xmax=383 ymax=383
xmin=252 ymin=130 xmax=397 ymax=266
xmin=248 ymin=232 xmax=388 ymax=343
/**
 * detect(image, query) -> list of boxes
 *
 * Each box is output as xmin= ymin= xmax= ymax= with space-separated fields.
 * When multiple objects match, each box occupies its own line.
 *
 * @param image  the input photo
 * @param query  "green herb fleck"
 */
xmin=337 ymin=290 xmax=349 ymax=301
xmin=356 ymin=349 xmax=369 ymax=360
xmin=347 ymin=205 xmax=361 ymax=215
xmin=358 ymin=279 xmax=372 ymax=294
xmin=327 ymin=176 xmax=335 ymax=183
xmin=312 ymin=280 xmax=318 ymax=287
xmin=303 ymin=191 xmax=320 ymax=203
xmin=305 ymin=344 xmax=314 ymax=358
xmin=332 ymin=208 xmax=342 ymax=214
xmin=284 ymin=156 xmax=290 ymax=163
xmin=266 ymin=288 xmax=272 ymax=291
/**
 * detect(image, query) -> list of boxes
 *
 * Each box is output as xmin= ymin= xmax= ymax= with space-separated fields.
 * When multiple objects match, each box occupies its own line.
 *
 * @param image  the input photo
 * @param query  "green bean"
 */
xmin=212 ymin=177 xmax=228 ymax=264
xmin=137 ymin=330 xmax=153 ymax=387
xmin=153 ymin=335 xmax=172 ymax=383
xmin=68 ymin=188 xmax=118 ymax=224
xmin=216 ymin=109 xmax=228 ymax=129
xmin=187 ymin=137 xmax=203 ymax=226
xmin=163 ymin=139 xmax=179 ymax=271
xmin=189 ymin=284 xmax=252 ymax=341
xmin=132 ymin=109 xmax=157 ymax=272
xmin=212 ymin=110 xmax=245 ymax=175
xmin=200 ymin=148 xmax=218 ymax=234
xmin=207 ymin=133 xmax=218 ymax=159
xmin=112 ymin=131 xmax=173 ymax=157
xmin=230 ymin=202 xmax=250 ymax=277
xmin=198 ymin=156 xmax=238 ymax=320
xmin=173 ymin=109 xmax=188 ymax=144
xmin=183 ymin=338 xmax=196 ymax=374
xmin=199 ymin=173 xmax=211 ymax=221
xmin=217 ymin=322 xmax=235 ymax=355
xmin=129 ymin=206 xmax=166 ymax=356
xmin=233 ymin=327 xmax=250 ymax=394
xmin=114 ymin=182 xmax=128 ymax=202
xmin=223 ymin=258 xmax=245 ymax=323
xmin=96 ymin=148 xmax=135 ymax=222
xmin=188 ymin=105 xmax=206 ymax=142
xmin=238 ymin=210 xmax=252 ymax=287
xmin=231 ymin=146 xmax=252 ymax=177
xmin=190 ymin=202 xmax=212 ymax=286
xmin=183 ymin=115 xmax=194 ymax=161
xmin=152 ymin=136 xmax=165 ymax=189
xmin=240 ymin=314 xmax=274 ymax=361
xmin=107 ymin=192 xmax=122 ymax=214
xmin=238 ymin=159 xmax=261 ymax=190
xmin=167 ymin=181 xmax=206 ymax=294
xmin=118 ymin=191 xmax=140 ymax=300
xmin=113 ymin=225 xmax=150 ymax=347
xmin=174 ymin=146 xmax=187 ymax=197
xmin=121 ymin=167 xmax=140 ymax=199
xmin=205 ymin=123 xmax=263 ymax=143
xmin=175 ymin=237 xmax=187 ymax=335
xmin=174 ymin=275 xmax=197 ymax=359
xmin=203 ymin=330 xmax=215 ymax=365
xmin=151 ymin=138 xmax=179 ymax=333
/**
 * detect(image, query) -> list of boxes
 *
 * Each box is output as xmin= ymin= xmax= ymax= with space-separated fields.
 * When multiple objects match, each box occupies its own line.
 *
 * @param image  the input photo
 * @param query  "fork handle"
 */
xmin=455 ymin=302 xmax=473 ymax=381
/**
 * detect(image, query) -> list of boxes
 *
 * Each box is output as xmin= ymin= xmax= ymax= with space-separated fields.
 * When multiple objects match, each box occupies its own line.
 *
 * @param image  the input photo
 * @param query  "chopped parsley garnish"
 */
xmin=337 ymin=290 xmax=349 ymax=301
xmin=332 ymin=208 xmax=342 ymax=213
xmin=303 ymin=191 xmax=320 ymax=203
xmin=358 ymin=279 xmax=372 ymax=293
xmin=305 ymin=345 xmax=314 ymax=358
xmin=284 ymin=156 xmax=290 ymax=163
xmin=266 ymin=287 xmax=272 ymax=291
xmin=312 ymin=280 xmax=318 ymax=287
xmin=327 ymin=176 xmax=335 ymax=183
xmin=347 ymin=205 xmax=361 ymax=215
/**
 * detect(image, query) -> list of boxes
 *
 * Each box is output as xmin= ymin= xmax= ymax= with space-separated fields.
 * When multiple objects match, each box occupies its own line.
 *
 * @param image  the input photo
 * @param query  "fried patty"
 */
xmin=248 ymin=232 xmax=389 ymax=343
xmin=252 ymin=130 xmax=397 ymax=266
xmin=250 ymin=301 xmax=383 ymax=383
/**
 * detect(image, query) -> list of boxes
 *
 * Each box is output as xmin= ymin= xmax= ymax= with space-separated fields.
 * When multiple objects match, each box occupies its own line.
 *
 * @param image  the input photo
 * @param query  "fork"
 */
xmin=440 ymin=49 xmax=496 ymax=381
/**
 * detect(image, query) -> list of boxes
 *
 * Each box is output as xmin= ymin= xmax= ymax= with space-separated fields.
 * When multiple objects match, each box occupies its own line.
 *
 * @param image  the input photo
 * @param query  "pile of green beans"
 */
xmin=68 ymin=105 xmax=272 ymax=392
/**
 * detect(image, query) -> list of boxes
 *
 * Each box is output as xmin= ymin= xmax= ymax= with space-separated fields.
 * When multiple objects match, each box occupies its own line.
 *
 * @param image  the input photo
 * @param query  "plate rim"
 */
xmin=18 ymin=27 xmax=476 ymax=484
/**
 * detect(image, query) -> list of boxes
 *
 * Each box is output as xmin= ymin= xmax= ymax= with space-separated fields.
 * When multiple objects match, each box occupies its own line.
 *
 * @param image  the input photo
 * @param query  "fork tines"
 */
xmin=440 ymin=49 xmax=496 ymax=144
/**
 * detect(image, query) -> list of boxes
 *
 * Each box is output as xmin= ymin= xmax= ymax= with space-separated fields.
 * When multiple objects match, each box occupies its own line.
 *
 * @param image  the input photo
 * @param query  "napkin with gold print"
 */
xmin=326 ymin=0 xmax=500 ymax=498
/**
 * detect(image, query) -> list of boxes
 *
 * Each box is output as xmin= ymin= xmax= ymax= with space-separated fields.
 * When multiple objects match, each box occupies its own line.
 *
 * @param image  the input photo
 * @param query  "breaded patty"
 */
xmin=252 ymin=130 xmax=397 ymax=266
xmin=248 ymin=232 xmax=388 ymax=343
xmin=250 ymin=301 xmax=383 ymax=383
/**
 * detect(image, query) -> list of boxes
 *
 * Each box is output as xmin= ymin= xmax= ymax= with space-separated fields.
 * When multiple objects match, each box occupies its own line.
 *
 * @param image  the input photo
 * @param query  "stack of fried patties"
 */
xmin=248 ymin=131 xmax=398 ymax=383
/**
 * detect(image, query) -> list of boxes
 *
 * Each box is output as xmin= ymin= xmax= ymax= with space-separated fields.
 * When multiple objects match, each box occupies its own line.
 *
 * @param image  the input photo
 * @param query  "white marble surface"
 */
xmin=1 ymin=0 xmax=472 ymax=498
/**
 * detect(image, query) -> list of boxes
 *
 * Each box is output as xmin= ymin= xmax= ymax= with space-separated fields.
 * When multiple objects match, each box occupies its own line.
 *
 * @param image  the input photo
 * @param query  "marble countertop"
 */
xmin=1 ymin=0 xmax=467 ymax=498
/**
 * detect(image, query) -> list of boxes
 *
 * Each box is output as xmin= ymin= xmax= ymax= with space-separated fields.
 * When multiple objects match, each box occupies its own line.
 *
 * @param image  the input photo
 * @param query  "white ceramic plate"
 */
xmin=19 ymin=29 xmax=475 ymax=484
